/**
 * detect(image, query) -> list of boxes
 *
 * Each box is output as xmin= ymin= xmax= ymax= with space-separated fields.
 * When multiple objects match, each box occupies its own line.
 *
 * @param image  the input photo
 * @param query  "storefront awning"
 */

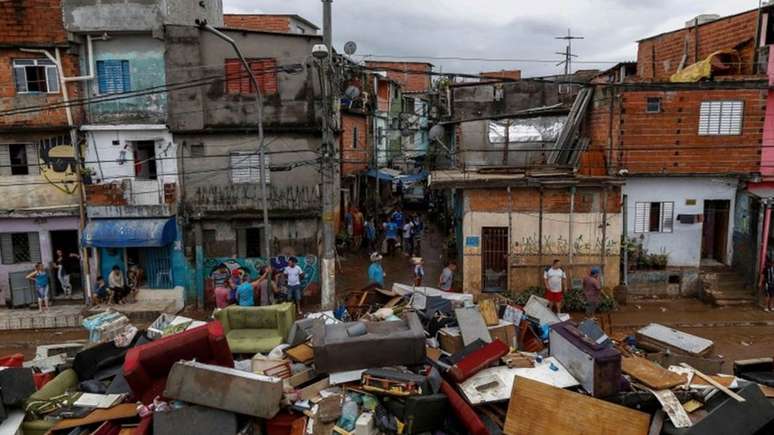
xmin=82 ymin=218 xmax=177 ymax=248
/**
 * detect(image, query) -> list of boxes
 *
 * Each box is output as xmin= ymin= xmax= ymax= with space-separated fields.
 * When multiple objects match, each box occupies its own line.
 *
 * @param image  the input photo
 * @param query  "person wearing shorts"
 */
xmin=26 ymin=263 xmax=49 ymax=312
xmin=284 ymin=257 xmax=305 ymax=315
xmin=543 ymin=259 xmax=567 ymax=314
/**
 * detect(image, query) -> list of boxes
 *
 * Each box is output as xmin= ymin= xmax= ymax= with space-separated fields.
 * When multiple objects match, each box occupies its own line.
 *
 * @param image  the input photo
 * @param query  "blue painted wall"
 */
xmin=88 ymin=35 xmax=167 ymax=124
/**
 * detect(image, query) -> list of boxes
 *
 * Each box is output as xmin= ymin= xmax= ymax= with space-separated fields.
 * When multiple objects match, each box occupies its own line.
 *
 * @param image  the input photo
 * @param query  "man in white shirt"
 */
xmin=543 ymin=259 xmax=567 ymax=314
xmin=402 ymin=220 xmax=414 ymax=256
xmin=284 ymin=257 xmax=305 ymax=315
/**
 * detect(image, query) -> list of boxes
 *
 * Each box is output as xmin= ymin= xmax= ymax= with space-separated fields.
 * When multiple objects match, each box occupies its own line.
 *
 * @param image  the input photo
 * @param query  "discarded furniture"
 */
xmin=73 ymin=334 xmax=147 ymax=381
xmin=622 ymin=356 xmax=686 ymax=390
xmin=734 ymin=357 xmax=774 ymax=387
xmin=504 ymin=376 xmax=650 ymax=435
xmin=448 ymin=339 xmax=509 ymax=383
xmin=21 ymin=368 xmax=79 ymax=435
xmin=440 ymin=380 xmax=488 ymax=435
xmin=454 ymin=307 xmax=492 ymax=345
xmin=438 ymin=321 xmax=516 ymax=354
xmin=382 ymin=394 xmax=448 ymax=434
xmin=523 ymin=295 xmax=561 ymax=326
xmin=647 ymin=351 xmax=723 ymax=374
xmin=154 ymin=405 xmax=238 ymax=435
xmin=458 ymin=357 xmax=578 ymax=405
xmin=312 ymin=313 xmax=425 ymax=373
xmin=0 ymin=367 xmax=36 ymax=406
xmin=663 ymin=381 xmax=774 ymax=435
xmin=361 ymin=369 xmax=428 ymax=397
xmin=214 ymin=303 xmax=296 ymax=354
xmin=636 ymin=323 xmax=714 ymax=357
xmin=164 ymin=360 xmax=283 ymax=419
xmin=549 ymin=321 xmax=621 ymax=398
xmin=123 ymin=322 xmax=234 ymax=404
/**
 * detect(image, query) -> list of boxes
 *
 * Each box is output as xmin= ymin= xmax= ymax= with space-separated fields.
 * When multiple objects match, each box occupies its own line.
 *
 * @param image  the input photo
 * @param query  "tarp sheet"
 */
xmin=82 ymin=218 xmax=177 ymax=248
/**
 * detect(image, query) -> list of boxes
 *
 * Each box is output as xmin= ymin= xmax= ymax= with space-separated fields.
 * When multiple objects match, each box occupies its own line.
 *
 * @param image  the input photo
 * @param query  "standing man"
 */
xmin=352 ymin=208 xmax=365 ymax=251
xmin=55 ymin=249 xmax=79 ymax=297
xmin=543 ymin=259 xmax=567 ymax=314
xmin=762 ymin=259 xmax=774 ymax=312
xmin=583 ymin=267 xmax=602 ymax=318
xmin=255 ymin=266 xmax=278 ymax=307
xmin=413 ymin=257 xmax=425 ymax=286
xmin=365 ymin=219 xmax=377 ymax=253
xmin=439 ymin=261 xmax=456 ymax=292
xmin=402 ymin=218 xmax=414 ymax=256
xmin=368 ymin=253 xmax=386 ymax=288
xmin=236 ymin=274 xmax=256 ymax=307
xmin=382 ymin=217 xmax=399 ymax=255
xmin=284 ymin=257 xmax=305 ymax=315
xmin=211 ymin=264 xmax=231 ymax=309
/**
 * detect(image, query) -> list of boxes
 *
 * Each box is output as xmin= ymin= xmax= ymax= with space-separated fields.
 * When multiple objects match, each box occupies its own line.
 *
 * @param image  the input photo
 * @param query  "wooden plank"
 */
xmin=760 ymin=384 xmax=774 ymax=398
xmin=504 ymin=376 xmax=650 ymax=435
xmin=286 ymin=343 xmax=314 ymax=364
xmin=649 ymin=388 xmax=692 ymax=428
xmin=679 ymin=363 xmax=746 ymax=402
xmin=622 ymin=356 xmax=687 ymax=390
xmin=478 ymin=299 xmax=500 ymax=326
xmin=52 ymin=404 xmax=138 ymax=430
xmin=636 ymin=324 xmax=713 ymax=357
xmin=647 ymin=410 xmax=664 ymax=435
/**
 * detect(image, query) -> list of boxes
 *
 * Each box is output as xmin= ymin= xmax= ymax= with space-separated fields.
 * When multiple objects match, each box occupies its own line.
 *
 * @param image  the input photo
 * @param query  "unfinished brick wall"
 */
xmin=637 ymin=10 xmax=758 ymax=80
xmin=480 ymin=70 xmax=522 ymax=81
xmin=223 ymin=15 xmax=291 ymax=33
xmin=582 ymin=85 xmax=766 ymax=176
xmin=467 ymin=187 xmax=620 ymax=213
xmin=341 ymin=113 xmax=369 ymax=175
xmin=0 ymin=0 xmax=69 ymax=45
xmin=365 ymin=61 xmax=431 ymax=93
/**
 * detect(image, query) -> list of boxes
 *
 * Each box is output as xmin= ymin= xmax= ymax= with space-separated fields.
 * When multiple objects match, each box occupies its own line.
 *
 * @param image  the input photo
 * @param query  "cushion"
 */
xmin=227 ymin=329 xmax=284 ymax=354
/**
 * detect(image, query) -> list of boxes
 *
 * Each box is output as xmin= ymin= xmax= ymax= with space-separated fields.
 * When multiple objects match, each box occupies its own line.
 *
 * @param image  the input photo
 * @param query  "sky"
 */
xmin=223 ymin=0 xmax=760 ymax=78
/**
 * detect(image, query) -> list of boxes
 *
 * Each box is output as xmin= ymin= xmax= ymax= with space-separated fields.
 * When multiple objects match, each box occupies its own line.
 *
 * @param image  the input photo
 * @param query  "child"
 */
xmin=26 ymin=263 xmax=49 ymax=312
xmin=413 ymin=257 xmax=425 ymax=286
xmin=94 ymin=275 xmax=111 ymax=305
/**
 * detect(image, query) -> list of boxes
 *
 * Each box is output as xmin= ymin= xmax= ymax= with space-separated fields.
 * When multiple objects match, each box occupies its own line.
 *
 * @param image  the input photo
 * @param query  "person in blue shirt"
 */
xmin=391 ymin=208 xmax=404 ymax=230
xmin=365 ymin=219 xmax=377 ymax=252
xmin=236 ymin=275 xmax=256 ymax=306
xmin=26 ymin=262 xmax=49 ymax=312
xmin=368 ymin=253 xmax=386 ymax=288
xmin=382 ymin=217 xmax=399 ymax=255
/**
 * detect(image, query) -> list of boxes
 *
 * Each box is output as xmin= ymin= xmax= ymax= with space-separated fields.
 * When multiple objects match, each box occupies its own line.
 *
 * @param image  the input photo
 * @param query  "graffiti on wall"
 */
xmin=39 ymin=135 xmax=80 ymax=194
xmin=203 ymin=255 xmax=320 ymax=296
xmin=512 ymin=234 xmax=619 ymax=256
xmin=192 ymin=184 xmax=320 ymax=211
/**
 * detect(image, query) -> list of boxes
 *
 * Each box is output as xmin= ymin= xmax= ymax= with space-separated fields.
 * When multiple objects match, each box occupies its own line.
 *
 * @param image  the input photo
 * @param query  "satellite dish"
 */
xmin=429 ymin=124 xmax=445 ymax=141
xmin=344 ymin=85 xmax=361 ymax=99
xmin=344 ymin=41 xmax=357 ymax=56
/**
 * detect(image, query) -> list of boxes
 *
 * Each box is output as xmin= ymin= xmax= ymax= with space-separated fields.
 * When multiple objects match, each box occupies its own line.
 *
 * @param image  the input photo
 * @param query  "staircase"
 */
xmin=699 ymin=266 xmax=758 ymax=307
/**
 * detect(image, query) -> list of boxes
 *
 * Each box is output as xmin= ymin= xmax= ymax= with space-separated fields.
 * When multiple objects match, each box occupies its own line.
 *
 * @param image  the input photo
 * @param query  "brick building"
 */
xmin=364 ymin=61 xmax=432 ymax=93
xmin=223 ymin=14 xmax=319 ymax=35
xmin=480 ymin=69 xmax=522 ymax=81
xmin=583 ymin=6 xmax=771 ymax=301
xmin=0 ymin=0 xmax=85 ymax=304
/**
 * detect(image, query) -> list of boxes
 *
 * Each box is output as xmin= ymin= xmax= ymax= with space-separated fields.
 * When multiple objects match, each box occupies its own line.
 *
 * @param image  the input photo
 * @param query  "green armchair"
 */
xmin=214 ymin=303 xmax=296 ymax=354
xmin=22 ymin=368 xmax=79 ymax=435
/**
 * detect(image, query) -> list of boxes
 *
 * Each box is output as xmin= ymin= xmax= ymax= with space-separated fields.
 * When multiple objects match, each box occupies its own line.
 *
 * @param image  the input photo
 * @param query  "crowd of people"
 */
xmin=210 ymin=257 xmax=307 ymax=316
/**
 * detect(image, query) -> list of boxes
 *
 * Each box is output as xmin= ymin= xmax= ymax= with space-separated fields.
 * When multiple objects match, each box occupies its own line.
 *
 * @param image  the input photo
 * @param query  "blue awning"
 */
xmin=397 ymin=170 xmax=429 ymax=184
xmin=82 ymin=218 xmax=177 ymax=248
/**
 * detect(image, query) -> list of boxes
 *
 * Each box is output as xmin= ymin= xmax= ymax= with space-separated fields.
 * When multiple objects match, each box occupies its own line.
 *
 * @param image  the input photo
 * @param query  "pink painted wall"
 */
xmin=762 ymin=47 xmax=774 ymax=178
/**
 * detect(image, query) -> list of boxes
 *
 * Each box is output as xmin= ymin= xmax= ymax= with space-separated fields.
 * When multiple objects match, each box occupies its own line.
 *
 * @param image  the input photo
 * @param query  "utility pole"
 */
xmin=319 ymin=0 xmax=337 ymax=310
xmin=199 ymin=22 xmax=272 ymax=264
xmin=555 ymin=28 xmax=584 ymax=77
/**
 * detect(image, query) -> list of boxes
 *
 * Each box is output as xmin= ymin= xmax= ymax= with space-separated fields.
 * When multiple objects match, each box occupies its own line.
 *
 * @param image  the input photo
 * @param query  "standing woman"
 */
xmin=26 ymin=263 xmax=50 ymax=312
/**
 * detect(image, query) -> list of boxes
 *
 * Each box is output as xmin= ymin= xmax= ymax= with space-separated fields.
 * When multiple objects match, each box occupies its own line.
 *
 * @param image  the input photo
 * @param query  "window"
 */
xmin=698 ymin=101 xmax=743 ymax=136
xmin=352 ymin=126 xmax=359 ymax=149
xmin=0 ymin=232 xmax=41 ymax=264
xmin=133 ymin=141 xmax=157 ymax=180
xmin=224 ymin=58 xmax=278 ymax=95
xmin=0 ymin=144 xmax=38 ymax=176
xmin=96 ymin=60 xmax=131 ymax=94
xmin=634 ymin=201 xmax=674 ymax=233
xmin=13 ymin=59 xmax=59 ymax=94
xmin=230 ymin=152 xmax=270 ymax=184
xmin=646 ymin=97 xmax=661 ymax=113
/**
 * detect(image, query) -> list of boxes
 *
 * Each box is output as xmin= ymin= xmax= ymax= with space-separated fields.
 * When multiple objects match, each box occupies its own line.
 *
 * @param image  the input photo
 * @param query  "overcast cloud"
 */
xmin=223 ymin=0 xmax=759 ymax=77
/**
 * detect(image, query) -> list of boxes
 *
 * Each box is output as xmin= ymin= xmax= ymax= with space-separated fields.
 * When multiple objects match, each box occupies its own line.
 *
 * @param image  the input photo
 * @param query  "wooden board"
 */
xmin=478 ymin=299 xmax=500 ymax=326
xmin=504 ymin=376 xmax=650 ymax=435
xmin=636 ymin=324 xmax=713 ymax=357
xmin=760 ymin=384 xmax=774 ymax=398
xmin=622 ymin=356 xmax=687 ymax=390
xmin=455 ymin=307 xmax=492 ymax=346
xmin=649 ymin=388 xmax=692 ymax=429
xmin=286 ymin=343 xmax=314 ymax=364
xmin=52 ymin=404 xmax=138 ymax=430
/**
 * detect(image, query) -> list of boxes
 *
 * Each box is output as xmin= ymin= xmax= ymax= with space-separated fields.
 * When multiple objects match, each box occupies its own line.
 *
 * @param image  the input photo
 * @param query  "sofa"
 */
xmin=123 ymin=321 xmax=233 ymax=404
xmin=312 ymin=312 xmax=425 ymax=373
xmin=214 ymin=303 xmax=296 ymax=354
xmin=22 ymin=369 xmax=79 ymax=435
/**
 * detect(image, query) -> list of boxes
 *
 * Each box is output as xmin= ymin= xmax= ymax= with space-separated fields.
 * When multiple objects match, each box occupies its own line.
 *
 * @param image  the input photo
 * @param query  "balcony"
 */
xmin=86 ymin=179 xmax=177 ymax=218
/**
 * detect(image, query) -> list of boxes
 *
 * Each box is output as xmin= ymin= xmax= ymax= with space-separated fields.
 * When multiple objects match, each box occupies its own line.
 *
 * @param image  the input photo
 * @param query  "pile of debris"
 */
xmin=1 ymin=286 xmax=774 ymax=435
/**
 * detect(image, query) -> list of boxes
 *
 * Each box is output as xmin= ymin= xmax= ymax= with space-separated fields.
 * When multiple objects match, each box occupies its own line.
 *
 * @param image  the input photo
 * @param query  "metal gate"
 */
xmin=481 ymin=227 xmax=509 ymax=292
xmin=139 ymin=247 xmax=172 ymax=288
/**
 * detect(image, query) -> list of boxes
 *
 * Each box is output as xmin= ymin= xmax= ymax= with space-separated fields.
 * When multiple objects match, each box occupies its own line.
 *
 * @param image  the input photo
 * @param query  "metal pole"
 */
xmin=600 ymin=186 xmax=608 ymax=287
xmin=199 ymin=24 xmax=272 ymax=265
xmin=319 ymin=0 xmax=336 ymax=310
xmin=622 ymin=193 xmax=628 ymax=286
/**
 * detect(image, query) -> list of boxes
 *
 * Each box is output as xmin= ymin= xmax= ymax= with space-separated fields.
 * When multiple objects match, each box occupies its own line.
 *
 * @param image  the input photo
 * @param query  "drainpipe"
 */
xmin=759 ymin=202 xmax=771 ymax=291
xmin=20 ymin=35 xmax=97 ymax=303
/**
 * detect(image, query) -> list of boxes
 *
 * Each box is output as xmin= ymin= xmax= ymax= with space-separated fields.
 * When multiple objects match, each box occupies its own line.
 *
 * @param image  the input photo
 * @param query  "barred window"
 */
xmin=0 ymin=232 xmax=41 ymax=264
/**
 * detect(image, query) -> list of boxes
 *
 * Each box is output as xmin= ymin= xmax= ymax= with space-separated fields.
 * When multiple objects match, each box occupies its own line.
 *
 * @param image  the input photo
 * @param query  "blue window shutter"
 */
xmin=96 ymin=60 xmax=130 ymax=94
